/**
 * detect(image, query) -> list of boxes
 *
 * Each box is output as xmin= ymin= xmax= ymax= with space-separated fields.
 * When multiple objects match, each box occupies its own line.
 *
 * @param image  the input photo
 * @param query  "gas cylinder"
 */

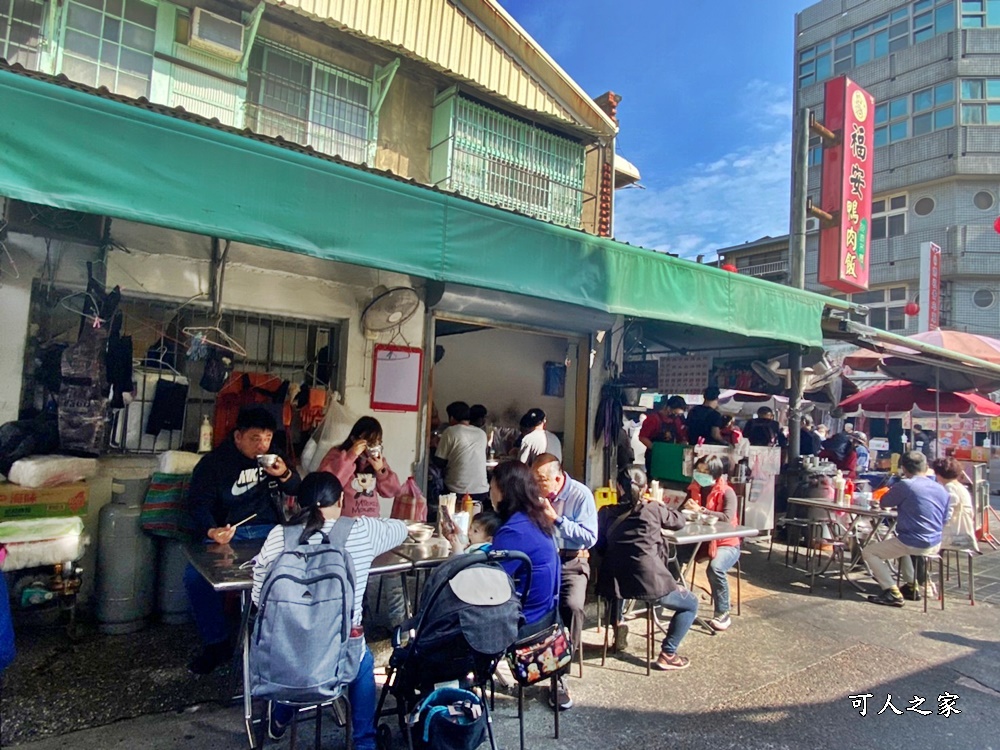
xmin=96 ymin=477 xmax=156 ymax=634
xmin=157 ymin=539 xmax=191 ymax=624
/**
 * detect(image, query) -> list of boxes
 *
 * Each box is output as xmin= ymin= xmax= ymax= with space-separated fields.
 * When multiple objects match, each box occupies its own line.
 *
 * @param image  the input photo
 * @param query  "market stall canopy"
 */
xmin=839 ymin=380 xmax=1000 ymax=418
xmin=0 ymin=66 xmax=836 ymax=349
xmin=827 ymin=320 xmax=1000 ymax=392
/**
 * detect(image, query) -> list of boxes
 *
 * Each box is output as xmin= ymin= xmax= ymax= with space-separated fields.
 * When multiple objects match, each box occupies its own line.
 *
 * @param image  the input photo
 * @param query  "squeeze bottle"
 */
xmin=198 ymin=416 xmax=213 ymax=453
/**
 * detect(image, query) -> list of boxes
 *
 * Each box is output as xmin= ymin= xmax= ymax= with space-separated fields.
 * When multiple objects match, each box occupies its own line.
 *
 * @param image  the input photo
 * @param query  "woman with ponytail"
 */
xmin=251 ymin=472 xmax=407 ymax=748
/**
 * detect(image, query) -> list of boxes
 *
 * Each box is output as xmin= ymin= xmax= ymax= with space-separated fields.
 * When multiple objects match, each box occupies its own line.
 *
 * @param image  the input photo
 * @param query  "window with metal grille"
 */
xmin=871 ymin=194 xmax=907 ymax=240
xmin=246 ymin=41 xmax=371 ymax=164
xmin=0 ymin=0 xmax=45 ymax=69
xmin=22 ymin=283 xmax=342 ymax=454
xmin=60 ymin=0 xmax=157 ymax=99
xmin=448 ymin=96 xmax=585 ymax=228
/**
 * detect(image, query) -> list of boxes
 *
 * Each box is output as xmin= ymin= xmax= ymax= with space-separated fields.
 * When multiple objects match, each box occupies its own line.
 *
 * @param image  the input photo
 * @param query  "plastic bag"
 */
xmin=391 ymin=476 xmax=428 ymax=522
xmin=300 ymin=392 xmax=355 ymax=474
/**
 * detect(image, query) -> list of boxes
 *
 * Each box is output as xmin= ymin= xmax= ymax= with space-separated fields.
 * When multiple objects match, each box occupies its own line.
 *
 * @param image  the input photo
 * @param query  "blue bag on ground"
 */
xmin=409 ymin=687 xmax=488 ymax=750
xmin=250 ymin=518 xmax=361 ymax=703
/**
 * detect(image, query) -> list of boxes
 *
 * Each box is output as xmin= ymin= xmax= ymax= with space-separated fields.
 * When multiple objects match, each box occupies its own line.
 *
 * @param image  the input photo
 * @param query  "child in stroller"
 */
xmin=374 ymin=549 xmax=531 ymax=750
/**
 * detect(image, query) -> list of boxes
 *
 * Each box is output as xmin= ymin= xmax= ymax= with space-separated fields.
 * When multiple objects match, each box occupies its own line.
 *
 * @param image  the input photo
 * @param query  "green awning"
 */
xmin=0 ymin=69 xmax=827 ymax=347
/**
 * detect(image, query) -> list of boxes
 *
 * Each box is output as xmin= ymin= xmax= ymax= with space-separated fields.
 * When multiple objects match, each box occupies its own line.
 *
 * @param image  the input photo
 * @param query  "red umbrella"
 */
xmin=839 ymin=380 xmax=1000 ymax=416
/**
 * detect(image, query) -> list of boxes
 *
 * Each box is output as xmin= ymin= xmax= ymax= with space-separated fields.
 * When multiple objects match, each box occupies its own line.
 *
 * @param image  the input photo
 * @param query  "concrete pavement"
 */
xmin=7 ymin=540 xmax=1000 ymax=750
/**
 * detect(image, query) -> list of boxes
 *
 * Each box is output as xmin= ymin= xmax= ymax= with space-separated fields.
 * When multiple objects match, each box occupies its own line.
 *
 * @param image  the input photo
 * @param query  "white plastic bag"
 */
xmin=157 ymin=450 xmax=203 ymax=475
xmin=8 ymin=456 xmax=98 ymax=488
xmin=300 ymin=393 xmax=356 ymax=474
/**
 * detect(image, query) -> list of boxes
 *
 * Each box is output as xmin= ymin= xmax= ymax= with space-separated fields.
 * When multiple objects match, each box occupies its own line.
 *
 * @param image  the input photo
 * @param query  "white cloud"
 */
xmin=614 ymin=80 xmax=795 ymax=259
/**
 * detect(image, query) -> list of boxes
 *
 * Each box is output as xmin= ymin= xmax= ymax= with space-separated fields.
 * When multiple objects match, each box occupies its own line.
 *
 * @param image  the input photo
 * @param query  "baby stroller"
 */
xmin=375 ymin=549 xmax=531 ymax=750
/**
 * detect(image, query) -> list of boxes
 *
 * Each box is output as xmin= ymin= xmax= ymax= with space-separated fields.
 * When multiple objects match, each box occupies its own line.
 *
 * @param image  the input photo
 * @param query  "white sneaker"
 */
xmin=708 ymin=613 xmax=732 ymax=632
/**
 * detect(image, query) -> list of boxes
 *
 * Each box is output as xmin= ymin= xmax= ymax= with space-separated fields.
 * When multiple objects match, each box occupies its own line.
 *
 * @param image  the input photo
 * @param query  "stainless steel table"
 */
xmin=661 ymin=522 xmax=760 ymax=636
xmin=185 ymin=536 xmax=451 ymax=748
xmin=787 ymin=497 xmax=898 ymax=591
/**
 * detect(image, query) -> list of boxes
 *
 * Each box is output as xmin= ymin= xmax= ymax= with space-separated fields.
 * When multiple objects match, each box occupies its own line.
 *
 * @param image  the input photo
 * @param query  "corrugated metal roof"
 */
xmin=270 ymin=0 xmax=616 ymax=138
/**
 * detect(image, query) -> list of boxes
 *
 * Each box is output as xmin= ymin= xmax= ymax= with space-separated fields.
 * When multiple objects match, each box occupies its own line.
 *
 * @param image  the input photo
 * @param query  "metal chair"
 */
xmin=899 ymin=553 xmax=946 ymax=613
xmin=600 ymin=596 xmax=657 ymax=676
xmin=943 ymin=548 xmax=979 ymax=605
xmin=283 ymin=697 xmax=353 ymax=750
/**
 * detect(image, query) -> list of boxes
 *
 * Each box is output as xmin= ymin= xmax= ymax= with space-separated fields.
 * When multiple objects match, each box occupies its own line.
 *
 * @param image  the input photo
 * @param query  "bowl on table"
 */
xmin=681 ymin=509 xmax=700 ymax=522
xmin=698 ymin=513 xmax=719 ymax=526
xmin=406 ymin=523 xmax=435 ymax=542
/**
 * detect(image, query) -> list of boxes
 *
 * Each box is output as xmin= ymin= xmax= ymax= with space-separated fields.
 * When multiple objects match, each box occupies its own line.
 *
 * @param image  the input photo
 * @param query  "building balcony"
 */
xmin=738 ymin=260 xmax=789 ymax=278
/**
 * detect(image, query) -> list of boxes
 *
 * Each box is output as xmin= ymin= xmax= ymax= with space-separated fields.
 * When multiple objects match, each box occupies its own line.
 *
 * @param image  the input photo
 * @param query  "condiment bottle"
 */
xmin=198 ymin=415 xmax=213 ymax=453
xmin=833 ymin=470 xmax=846 ymax=505
xmin=462 ymin=494 xmax=474 ymax=515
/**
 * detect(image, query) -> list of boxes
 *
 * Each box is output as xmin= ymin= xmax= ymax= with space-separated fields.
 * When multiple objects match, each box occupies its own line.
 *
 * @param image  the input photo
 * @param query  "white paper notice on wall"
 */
xmin=658 ymin=355 xmax=712 ymax=395
xmin=371 ymin=345 xmax=423 ymax=412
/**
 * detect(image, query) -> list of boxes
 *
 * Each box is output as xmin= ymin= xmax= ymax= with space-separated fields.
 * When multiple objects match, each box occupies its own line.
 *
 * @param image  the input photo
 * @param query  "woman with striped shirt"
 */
xmin=252 ymin=473 xmax=407 ymax=748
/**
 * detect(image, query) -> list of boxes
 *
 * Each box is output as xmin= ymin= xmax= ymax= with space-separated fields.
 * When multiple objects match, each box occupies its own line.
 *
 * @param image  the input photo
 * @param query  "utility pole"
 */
xmin=787 ymin=106 xmax=810 ymax=463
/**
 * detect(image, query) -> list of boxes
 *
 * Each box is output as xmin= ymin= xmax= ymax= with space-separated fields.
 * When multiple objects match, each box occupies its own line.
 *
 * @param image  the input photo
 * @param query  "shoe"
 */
xmin=268 ymin=702 xmax=291 ymax=741
xmin=187 ymin=641 xmax=232 ymax=675
xmin=652 ymin=651 xmax=690 ymax=671
xmin=899 ymin=583 xmax=922 ymax=601
xmin=613 ymin=622 xmax=630 ymax=651
xmin=867 ymin=589 xmax=904 ymax=608
xmin=548 ymin=676 xmax=574 ymax=711
xmin=708 ymin=613 xmax=732 ymax=632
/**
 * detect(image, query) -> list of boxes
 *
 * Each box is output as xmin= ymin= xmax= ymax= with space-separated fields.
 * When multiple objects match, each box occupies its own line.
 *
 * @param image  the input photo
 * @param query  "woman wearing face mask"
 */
xmin=682 ymin=455 xmax=740 ymax=632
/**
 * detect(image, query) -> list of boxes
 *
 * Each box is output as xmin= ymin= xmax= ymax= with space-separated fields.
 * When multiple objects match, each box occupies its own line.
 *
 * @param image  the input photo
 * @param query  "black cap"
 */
xmin=519 ymin=408 xmax=546 ymax=430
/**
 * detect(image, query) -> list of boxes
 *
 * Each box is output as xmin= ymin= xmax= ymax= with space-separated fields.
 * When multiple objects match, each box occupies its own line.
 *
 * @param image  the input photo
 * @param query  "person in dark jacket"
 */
xmin=686 ymin=387 xmax=726 ymax=445
xmin=183 ymin=406 xmax=301 ymax=675
xmin=596 ymin=488 xmax=699 ymax=671
xmin=743 ymin=407 xmax=787 ymax=448
xmin=799 ymin=415 xmax=822 ymax=456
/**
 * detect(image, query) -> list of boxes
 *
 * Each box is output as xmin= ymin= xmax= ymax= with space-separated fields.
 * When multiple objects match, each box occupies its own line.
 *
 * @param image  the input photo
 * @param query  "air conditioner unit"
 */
xmin=189 ymin=7 xmax=245 ymax=61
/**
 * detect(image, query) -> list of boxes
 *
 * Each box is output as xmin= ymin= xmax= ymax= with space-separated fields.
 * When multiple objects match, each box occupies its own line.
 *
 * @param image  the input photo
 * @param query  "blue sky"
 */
xmin=499 ymin=0 xmax=811 ymax=258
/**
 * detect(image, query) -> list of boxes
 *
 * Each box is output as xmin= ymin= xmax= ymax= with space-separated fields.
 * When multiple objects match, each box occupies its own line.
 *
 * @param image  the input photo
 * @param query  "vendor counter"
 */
xmin=649 ymin=442 xmax=781 ymax=532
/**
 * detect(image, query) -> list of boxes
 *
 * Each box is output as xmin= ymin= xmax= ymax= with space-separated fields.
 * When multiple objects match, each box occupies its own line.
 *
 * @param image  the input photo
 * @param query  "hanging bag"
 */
xmin=407 ymin=686 xmax=488 ymax=750
xmin=391 ymin=476 xmax=428 ymax=522
xmin=505 ymin=620 xmax=573 ymax=686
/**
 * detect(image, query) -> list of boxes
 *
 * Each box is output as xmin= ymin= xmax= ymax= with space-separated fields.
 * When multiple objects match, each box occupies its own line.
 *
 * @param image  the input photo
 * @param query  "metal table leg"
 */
xmin=241 ymin=590 xmax=257 ymax=749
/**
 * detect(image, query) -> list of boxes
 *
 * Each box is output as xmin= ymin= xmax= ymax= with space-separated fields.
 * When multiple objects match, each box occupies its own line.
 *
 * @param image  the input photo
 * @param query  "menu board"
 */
xmin=658 ymin=355 xmax=712 ymax=395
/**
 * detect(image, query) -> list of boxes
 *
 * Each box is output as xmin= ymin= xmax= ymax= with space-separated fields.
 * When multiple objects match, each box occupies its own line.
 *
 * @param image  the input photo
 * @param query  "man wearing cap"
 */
xmin=518 ymin=408 xmax=562 ymax=465
xmin=638 ymin=396 xmax=688 ymax=475
xmin=533 ymin=453 xmax=597 ymax=711
xmin=686 ymin=387 xmax=727 ymax=445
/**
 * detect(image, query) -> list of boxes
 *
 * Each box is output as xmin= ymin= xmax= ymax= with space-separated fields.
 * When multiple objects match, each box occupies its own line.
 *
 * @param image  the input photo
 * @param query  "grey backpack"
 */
xmin=250 ymin=517 xmax=361 ymax=704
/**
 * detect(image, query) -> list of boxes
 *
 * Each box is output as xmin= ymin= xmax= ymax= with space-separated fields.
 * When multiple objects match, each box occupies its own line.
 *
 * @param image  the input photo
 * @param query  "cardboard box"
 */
xmin=0 ymin=481 xmax=89 ymax=521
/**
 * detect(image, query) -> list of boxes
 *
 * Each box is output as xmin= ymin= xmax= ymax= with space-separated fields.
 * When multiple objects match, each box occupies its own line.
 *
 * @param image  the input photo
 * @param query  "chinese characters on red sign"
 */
xmin=928 ymin=242 xmax=941 ymax=330
xmin=818 ymin=76 xmax=875 ymax=293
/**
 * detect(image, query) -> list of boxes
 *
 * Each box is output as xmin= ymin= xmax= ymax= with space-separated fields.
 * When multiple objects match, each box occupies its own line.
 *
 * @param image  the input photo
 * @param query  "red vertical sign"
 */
xmin=818 ymin=76 xmax=874 ymax=293
xmin=928 ymin=242 xmax=941 ymax=329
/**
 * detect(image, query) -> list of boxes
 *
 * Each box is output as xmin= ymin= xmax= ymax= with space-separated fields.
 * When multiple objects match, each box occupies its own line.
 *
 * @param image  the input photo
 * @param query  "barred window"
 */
xmin=22 ymin=283 xmax=342 ymax=454
xmin=442 ymin=96 xmax=585 ymax=228
xmin=60 ymin=0 xmax=157 ymax=99
xmin=246 ymin=41 xmax=371 ymax=164
xmin=0 ymin=0 xmax=45 ymax=69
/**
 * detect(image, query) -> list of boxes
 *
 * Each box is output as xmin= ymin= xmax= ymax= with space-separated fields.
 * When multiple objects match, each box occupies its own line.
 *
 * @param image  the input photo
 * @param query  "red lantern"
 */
xmin=994 ymin=216 xmax=1000 ymax=234
xmin=721 ymin=264 xmax=738 ymax=273
xmin=904 ymin=301 xmax=920 ymax=316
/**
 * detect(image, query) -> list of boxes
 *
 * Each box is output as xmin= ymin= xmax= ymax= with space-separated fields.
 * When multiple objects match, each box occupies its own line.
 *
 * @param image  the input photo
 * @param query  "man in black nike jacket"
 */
xmin=183 ymin=407 xmax=300 ymax=674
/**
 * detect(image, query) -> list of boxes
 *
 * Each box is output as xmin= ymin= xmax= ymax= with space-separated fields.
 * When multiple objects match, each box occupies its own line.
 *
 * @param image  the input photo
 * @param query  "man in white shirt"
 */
xmin=518 ymin=408 xmax=562 ymax=465
xmin=435 ymin=401 xmax=490 ymax=510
